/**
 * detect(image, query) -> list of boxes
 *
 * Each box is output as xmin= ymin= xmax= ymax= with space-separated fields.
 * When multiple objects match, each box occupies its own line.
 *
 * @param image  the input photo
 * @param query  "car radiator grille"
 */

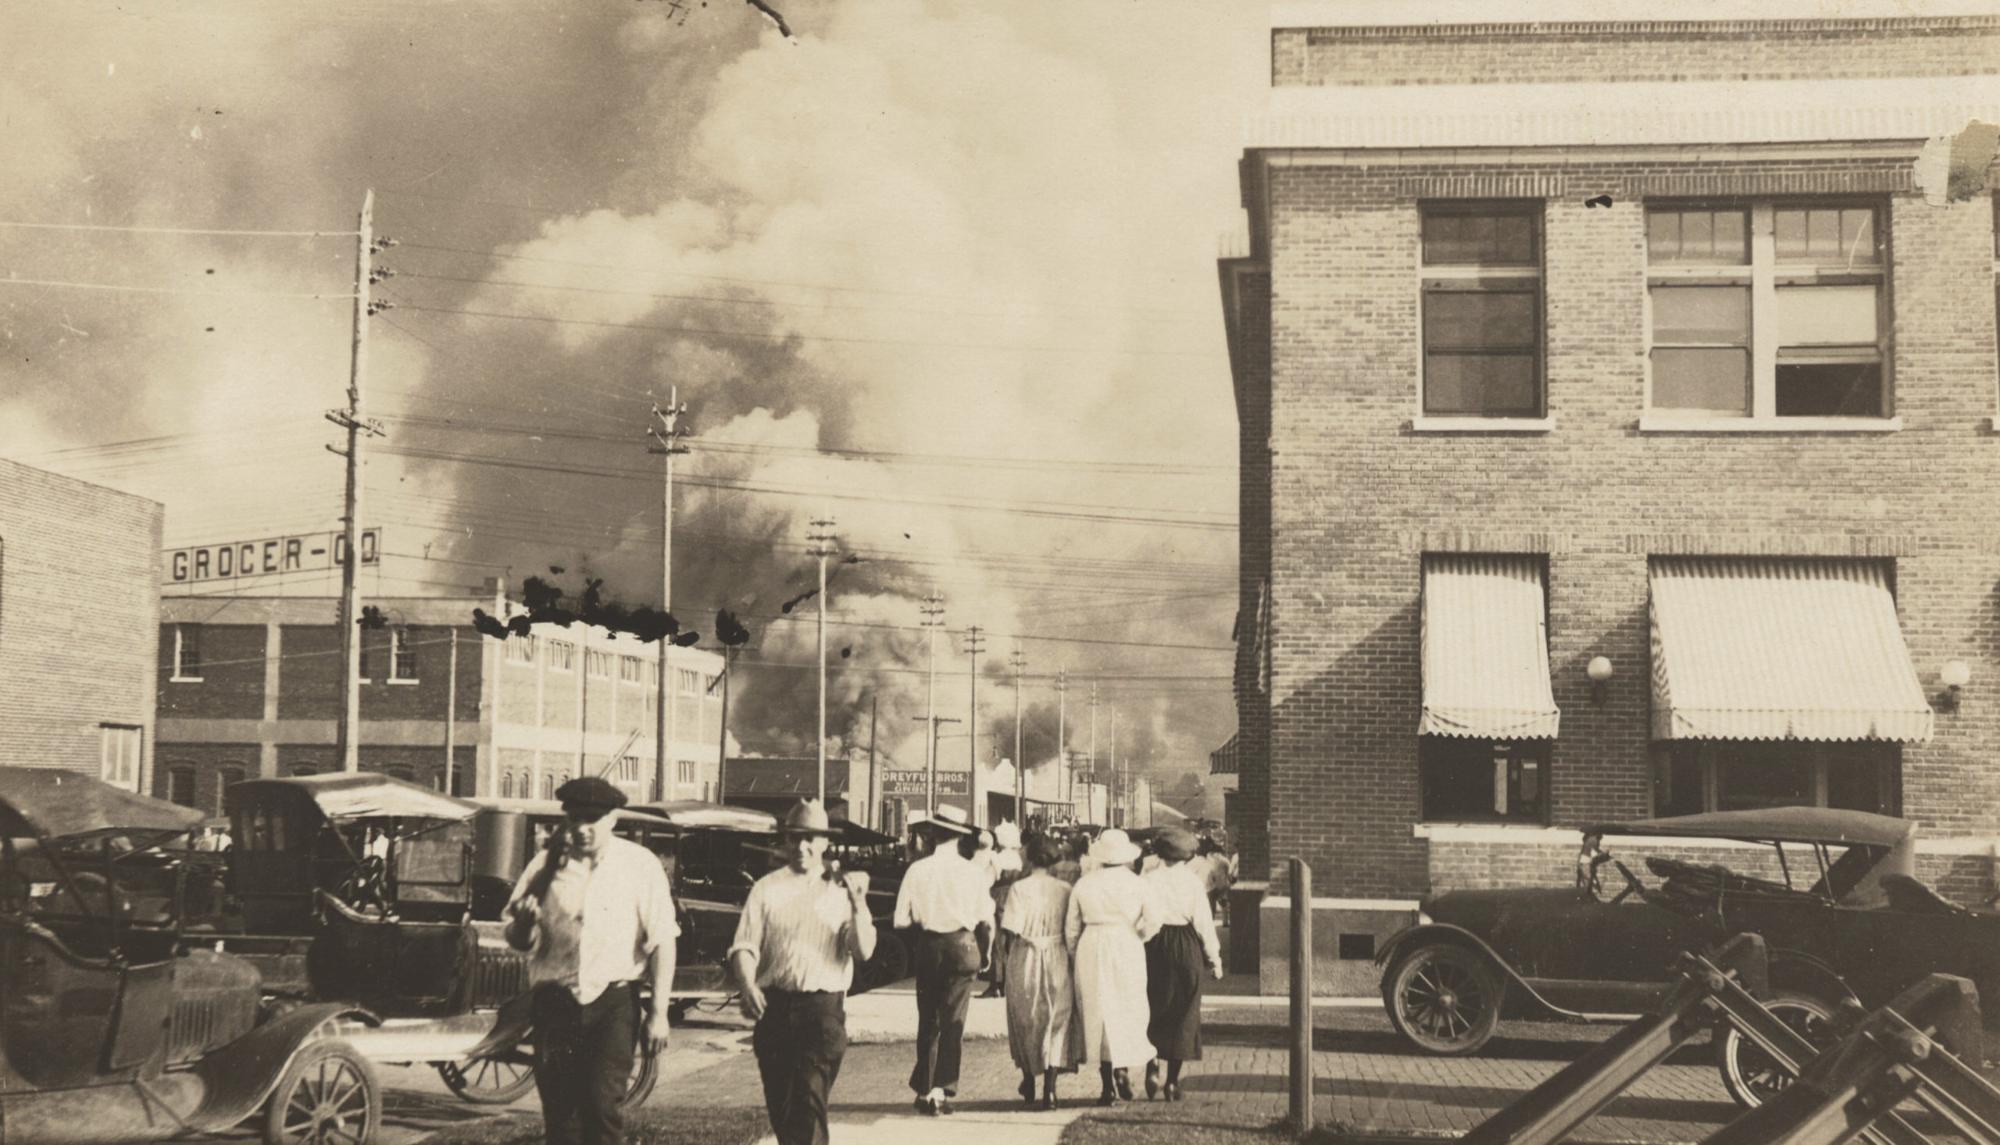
xmin=167 ymin=992 xmax=259 ymax=1064
xmin=472 ymin=944 xmax=531 ymax=1008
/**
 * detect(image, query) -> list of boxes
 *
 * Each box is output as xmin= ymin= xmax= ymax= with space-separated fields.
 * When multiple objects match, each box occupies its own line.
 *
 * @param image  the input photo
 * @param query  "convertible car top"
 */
xmin=229 ymin=772 xmax=481 ymax=822
xmin=1589 ymin=807 xmax=1915 ymax=849
xmin=0 ymin=766 xmax=203 ymax=840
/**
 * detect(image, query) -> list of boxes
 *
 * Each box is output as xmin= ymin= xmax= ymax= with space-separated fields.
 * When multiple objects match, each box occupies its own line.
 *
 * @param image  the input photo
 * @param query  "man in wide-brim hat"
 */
xmin=729 ymin=799 xmax=876 ymax=1145
xmin=892 ymin=802 xmax=993 ymax=1115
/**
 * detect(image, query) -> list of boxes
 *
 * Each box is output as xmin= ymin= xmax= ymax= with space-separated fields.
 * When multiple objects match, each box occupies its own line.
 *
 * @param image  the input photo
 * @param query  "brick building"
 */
xmin=155 ymin=591 xmax=723 ymax=813
xmin=0 ymin=459 xmax=162 ymax=790
xmin=1221 ymin=1 xmax=2000 ymax=991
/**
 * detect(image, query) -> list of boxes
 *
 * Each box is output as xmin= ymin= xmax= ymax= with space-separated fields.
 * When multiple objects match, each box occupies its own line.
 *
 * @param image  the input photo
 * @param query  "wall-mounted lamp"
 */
xmin=1586 ymin=656 xmax=1615 ymax=705
xmin=1938 ymin=659 xmax=1972 ymax=712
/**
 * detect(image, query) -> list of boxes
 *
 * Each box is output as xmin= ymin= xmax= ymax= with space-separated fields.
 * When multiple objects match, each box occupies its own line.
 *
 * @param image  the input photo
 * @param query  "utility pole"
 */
xmin=910 ymin=714 xmax=961 ymax=815
xmin=715 ymin=647 xmax=732 ymax=805
xmin=1088 ymin=681 xmax=1099 ymax=817
xmin=1010 ymin=645 xmax=1025 ymax=822
xmin=807 ymin=515 xmax=838 ymax=804
xmin=444 ymin=628 xmax=458 ymax=794
xmin=964 ymin=623 xmax=984 ymax=789
xmin=648 ymin=390 xmax=690 ymax=799
xmin=1056 ymin=668 xmax=1068 ymax=819
xmin=327 ymin=188 xmax=388 ymax=772
xmin=920 ymin=589 xmax=946 ymax=814
xmin=1111 ymin=707 xmax=1121 ymax=827
xmin=867 ymin=694 xmax=879 ymax=830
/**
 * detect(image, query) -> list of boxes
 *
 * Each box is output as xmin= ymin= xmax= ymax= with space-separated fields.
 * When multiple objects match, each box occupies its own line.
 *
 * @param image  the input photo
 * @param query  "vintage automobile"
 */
xmin=210 ymin=775 xmax=659 ymax=1107
xmin=470 ymin=797 xmax=909 ymax=1010
xmin=0 ymin=767 xmax=380 ymax=1144
xmin=1376 ymin=807 xmax=2000 ymax=1107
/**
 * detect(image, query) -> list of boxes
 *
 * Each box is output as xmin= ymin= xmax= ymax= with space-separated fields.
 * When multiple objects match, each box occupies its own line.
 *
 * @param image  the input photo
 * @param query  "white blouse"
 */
xmin=1142 ymin=863 xmax=1221 ymax=968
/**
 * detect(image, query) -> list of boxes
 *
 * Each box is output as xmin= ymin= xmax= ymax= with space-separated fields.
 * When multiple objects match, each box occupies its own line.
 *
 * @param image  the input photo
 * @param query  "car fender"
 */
xmin=178 ymin=1002 xmax=377 ymax=1134
xmin=1762 ymin=947 xmax=1859 ymax=1009
xmin=1375 ymin=922 xmax=1573 ymax=1021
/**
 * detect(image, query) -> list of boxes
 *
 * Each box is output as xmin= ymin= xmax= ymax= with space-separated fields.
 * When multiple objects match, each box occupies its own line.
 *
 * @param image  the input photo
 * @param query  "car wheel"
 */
xmin=438 ymin=1049 xmax=537 ymax=1105
xmin=1717 ymin=989 xmax=1838 ymax=1108
xmin=1385 ymin=944 xmax=1504 ymax=1056
xmin=262 ymin=1040 xmax=382 ymax=1145
xmin=623 ymin=1029 xmax=660 ymax=1108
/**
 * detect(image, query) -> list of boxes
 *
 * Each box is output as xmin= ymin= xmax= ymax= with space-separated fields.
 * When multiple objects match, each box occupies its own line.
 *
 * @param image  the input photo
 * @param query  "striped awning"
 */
xmin=1649 ymin=558 xmax=1934 ymax=742
xmin=1208 ymin=734 xmax=1239 ymax=776
xmin=1420 ymin=555 xmax=1560 ymax=739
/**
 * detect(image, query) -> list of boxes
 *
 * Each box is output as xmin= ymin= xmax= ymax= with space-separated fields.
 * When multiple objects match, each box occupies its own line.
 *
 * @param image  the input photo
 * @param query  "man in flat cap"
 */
xmin=729 ymin=800 xmax=876 ymax=1145
xmin=505 ymin=775 xmax=677 ymax=1145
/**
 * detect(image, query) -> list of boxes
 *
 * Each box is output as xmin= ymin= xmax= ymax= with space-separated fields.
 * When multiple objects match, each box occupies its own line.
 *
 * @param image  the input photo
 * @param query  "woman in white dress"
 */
xmin=1002 ymin=833 xmax=1084 ymax=1108
xmin=1064 ymin=828 xmax=1159 ymax=1106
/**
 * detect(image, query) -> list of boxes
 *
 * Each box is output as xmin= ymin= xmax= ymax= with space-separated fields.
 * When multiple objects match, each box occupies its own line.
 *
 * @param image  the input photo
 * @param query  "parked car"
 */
xmin=0 ymin=767 xmax=380 ymax=1144
xmin=1376 ymin=807 xmax=2000 ymax=1107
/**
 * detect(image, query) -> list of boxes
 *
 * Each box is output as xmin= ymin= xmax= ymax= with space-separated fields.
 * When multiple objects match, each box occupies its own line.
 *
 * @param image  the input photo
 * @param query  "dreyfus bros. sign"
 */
xmin=881 ymin=769 xmax=970 ymax=797
xmin=165 ymin=529 xmax=381 ymax=584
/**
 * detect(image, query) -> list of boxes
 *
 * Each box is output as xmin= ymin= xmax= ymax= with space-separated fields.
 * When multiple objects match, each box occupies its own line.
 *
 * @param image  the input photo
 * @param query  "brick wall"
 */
xmin=0 ymin=461 xmax=161 ymax=784
xmin=1251 ymin=158 xmax=2000 ymax=899
xmin=1227 ymin=268 xmax=1275 ymax=884
xmin=1274 ymin=18 xmax=2000 ymax=86
xmin=158 ymin=623 xmax=266 ymax=720
xmin=154 ymin=741 xmax=256 ymax=814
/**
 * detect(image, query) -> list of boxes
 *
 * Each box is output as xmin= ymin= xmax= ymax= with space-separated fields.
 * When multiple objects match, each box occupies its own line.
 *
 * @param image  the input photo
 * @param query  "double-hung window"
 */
xmin=389 ymin=627 xmax=418 ymax=682
xmin=1647 ymin=202 xmax=1888 ymax=420
xmin=1420 ymin=203 xmax=1544 ymax=419
xmin=172 ymin=623 xmax=203 ymax=681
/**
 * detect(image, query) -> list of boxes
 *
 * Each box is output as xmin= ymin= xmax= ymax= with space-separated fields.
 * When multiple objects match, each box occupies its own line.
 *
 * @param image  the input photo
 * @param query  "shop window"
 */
xmin=100 ymin=725 xmax=142 ymax=789
xmin=1653 ymin=742 xmax=1899 ymax=816
xmin=390 ymin=627 xmax=418 ymax=681
xmin=167 ymin=766 xmax=197 ymax=808
xmin=1647 ymin=202 xmax=1888 ymax=420
xmin=1420 ymin=203 xmax=1544 ymax=418
xmin=1418 ymin=737 xmax=1548 ymax=823
xmin=172 ymin=624 xmax=203 ymax=681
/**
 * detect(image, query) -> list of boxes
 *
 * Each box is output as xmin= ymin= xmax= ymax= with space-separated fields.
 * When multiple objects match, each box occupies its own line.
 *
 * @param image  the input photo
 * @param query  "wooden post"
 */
xmin=1289 ymin=856 xmax=1314 ymax=1134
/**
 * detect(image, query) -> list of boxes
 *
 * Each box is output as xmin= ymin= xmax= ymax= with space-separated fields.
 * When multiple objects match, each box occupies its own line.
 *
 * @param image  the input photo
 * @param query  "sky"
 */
xmin=0 ymin=0 xmax=1268 ymax=791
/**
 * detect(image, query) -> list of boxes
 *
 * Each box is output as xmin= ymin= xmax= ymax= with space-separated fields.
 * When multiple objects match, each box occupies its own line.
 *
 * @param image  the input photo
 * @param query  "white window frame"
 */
xmin=388 ymin=626 xmax=419 ymax=684
xmin=546 ymin=640 xmax=575 ymax=673
xmin=619 ymin=655 xmax=642 ymax=683
xmin=171 ymin=624 xmax=203 ymax=682
xmin=678 ymin=668 xmax=700 ymax=697
xmin=1414 ymin=201 xmax=1550 ymax=430
xmin=676 ymin=759 xmax=696 ymax=786
xmin=1643 ymin=200 xmax=1896 ymax=431
xmin=505 ymin=635 xmax=538 ymax=665
xmin=100 ymin=724 xmax=142 ymax=789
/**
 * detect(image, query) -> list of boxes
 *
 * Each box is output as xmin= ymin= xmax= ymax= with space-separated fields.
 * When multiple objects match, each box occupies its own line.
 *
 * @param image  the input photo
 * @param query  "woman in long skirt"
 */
xmin=1142 ymin=826 xmax=1223 ymax=1101
xmin=1064 ymin=828 xmax=1159 ymax=1106
xmin=1002 ymin=833 xmax=1084 ymax=1108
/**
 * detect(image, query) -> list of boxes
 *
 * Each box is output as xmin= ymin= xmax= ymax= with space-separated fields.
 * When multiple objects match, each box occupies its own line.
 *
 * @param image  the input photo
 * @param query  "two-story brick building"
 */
xmin=155 ymin=590 xmax=724 ymax=812
xmin=0 ymin=458 xmax=162 ymax=790
xmin=1222 ymin=1 xmax=2000 ymax=991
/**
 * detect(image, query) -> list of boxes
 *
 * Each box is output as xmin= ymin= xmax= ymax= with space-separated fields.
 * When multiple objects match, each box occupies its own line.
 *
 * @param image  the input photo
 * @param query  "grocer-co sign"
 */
xmin=165 ymin=529 xmax=380 ymax=584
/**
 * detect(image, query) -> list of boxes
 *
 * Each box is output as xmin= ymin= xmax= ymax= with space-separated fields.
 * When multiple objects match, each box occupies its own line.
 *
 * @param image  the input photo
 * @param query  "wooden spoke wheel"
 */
xmin=439 ymin=1048 xmax=537 ymax=1105
xmin=262 ymin=1040 xmax=382 ymax=1145
xmin=1385 ymin=944 xmax=1504 ymax=1056
xmin=1718 ymin=990 xmax=1839 ymax=1108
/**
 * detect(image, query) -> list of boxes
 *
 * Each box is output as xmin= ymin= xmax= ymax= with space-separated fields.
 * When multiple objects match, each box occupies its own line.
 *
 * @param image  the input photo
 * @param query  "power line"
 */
xmin=0 ymin=276 xmax=356 ymax=300
xmin=387 ymin=299 xmax=1225 ymax=360
xmin=0 ymin=220 xmax=358 ymax=238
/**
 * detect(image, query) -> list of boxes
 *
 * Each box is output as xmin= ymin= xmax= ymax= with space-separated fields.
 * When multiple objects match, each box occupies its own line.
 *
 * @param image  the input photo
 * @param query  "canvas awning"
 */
xmin=1649 ymin=558 xmax=1933 ymax=742
xmin=1420 ymin=555 xmax=1561 ymax=739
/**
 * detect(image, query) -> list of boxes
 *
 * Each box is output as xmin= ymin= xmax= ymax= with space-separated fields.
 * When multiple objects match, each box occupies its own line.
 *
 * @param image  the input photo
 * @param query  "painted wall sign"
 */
xmin=881 ymin=768 xmax=970 ymax=797
xmin=164 ymin=528 xmax=381 ymax=584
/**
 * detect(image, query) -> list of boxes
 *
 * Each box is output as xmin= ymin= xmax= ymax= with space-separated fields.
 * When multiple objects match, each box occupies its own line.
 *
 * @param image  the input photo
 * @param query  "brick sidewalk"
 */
xmin=652 ymin=1009 xmax=1744 ymax=1144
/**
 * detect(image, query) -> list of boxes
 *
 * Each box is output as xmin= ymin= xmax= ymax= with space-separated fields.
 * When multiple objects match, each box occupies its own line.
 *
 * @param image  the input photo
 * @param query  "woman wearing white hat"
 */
xmin=1063 ymin=828 xmax=1160 ymax=1105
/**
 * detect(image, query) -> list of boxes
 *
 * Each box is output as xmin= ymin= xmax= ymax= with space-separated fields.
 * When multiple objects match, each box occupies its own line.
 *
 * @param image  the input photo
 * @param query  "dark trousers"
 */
xmin=753 ymin=990 xmax=848 ymax=1145
xmin=531 ymin=982 xmax=636 ymax=1145
xmin=909 ymin=929 xmax=979 ymax=1095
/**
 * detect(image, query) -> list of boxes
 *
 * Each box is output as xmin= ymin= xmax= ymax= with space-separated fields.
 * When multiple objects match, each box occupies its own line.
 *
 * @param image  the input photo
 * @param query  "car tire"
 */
xmin=262 ymin=1039 xmax=383 ymax=1145
xmin=1717 ymin=989 xmax=1838 ymax=1109
xmin=438 ymin=1049 xmax=537 ymax=1105
xmin=1384 ymin=943 xmax=1504 ymax=1056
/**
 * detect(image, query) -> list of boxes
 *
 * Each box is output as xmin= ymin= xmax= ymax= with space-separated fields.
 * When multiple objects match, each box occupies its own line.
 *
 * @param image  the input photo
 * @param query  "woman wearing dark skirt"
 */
xmin=1141 ymin=826 xmax=1222 ymax=1101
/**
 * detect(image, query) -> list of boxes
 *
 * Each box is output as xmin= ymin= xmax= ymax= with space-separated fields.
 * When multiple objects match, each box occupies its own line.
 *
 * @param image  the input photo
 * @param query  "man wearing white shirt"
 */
xmin=892 ymin=806 xmax=991 ymax=1116
xmin=505 ymin=777 xmax=676 ymax=1145
xmin=730 ymin=800 xmax=875 ymax=1145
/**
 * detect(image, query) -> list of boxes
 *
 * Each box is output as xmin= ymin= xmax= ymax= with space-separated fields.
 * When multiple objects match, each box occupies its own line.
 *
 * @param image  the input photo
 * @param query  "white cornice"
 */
xmin=1248 ymin=76 xmax=1996 ymax=150
xmin=1272 ymin=0 xmax=2000 ymax=28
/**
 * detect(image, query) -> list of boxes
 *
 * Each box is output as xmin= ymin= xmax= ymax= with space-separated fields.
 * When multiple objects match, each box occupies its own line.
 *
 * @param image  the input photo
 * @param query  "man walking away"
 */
xmin=892 ymin=805 xmax=991 ymax=1116
xmin=504 ymin=776 xmax=676 ymax=1145
xmin=729 ymin=800 xmax=876 ymax=1145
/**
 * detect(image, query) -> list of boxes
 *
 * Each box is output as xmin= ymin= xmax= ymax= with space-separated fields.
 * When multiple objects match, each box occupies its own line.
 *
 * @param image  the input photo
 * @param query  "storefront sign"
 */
xmin=165 ymin=528 xmax=380 ymax=584
xmin=881 ymin=768 xmax=969 ymax=797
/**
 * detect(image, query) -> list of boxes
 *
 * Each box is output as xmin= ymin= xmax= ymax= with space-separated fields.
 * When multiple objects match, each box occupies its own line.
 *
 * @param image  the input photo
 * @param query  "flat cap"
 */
xmin=556 ymin=775 xmax=628 ymax=819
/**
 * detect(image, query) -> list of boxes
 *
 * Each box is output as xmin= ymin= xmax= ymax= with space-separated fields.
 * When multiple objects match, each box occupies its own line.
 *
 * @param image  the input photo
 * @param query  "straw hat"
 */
xmin=911 ymin=804 xmax=974 ymax=836
xmin=993 ymin=821 xmax=1021 ymax=850
xmin=780 ymin=799 xmax=837 ymax=837
xmin=1087 ymin=828 xmax=1141 ymax=867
